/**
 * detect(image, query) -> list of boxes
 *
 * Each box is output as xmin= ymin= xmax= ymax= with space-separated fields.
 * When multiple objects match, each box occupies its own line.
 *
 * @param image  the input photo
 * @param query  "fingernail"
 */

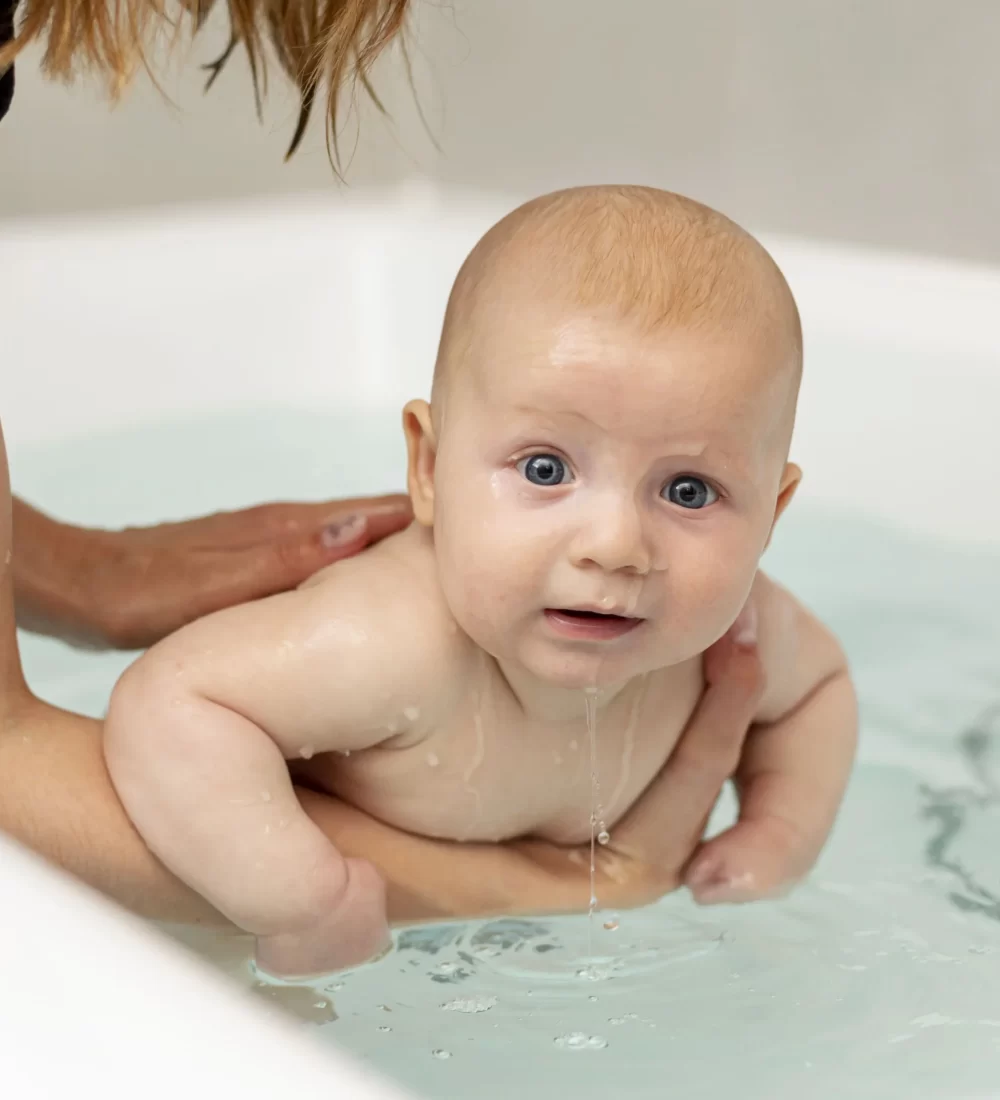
xmin=685 ymin=857 xmax=723 ymax=891
xmin=689 ymin=868 xmax=757 ymax=906
xmin=321 ymin=514 xmax=367 ymax=547
xmin=732 ymin=602 xmax=758 ymax=647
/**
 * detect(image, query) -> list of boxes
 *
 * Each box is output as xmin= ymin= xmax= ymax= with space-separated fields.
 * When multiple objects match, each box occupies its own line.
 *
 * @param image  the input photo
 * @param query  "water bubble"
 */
xmin=377 ymin=1025 xmax=392 ymax=1033
xmin=440 ymin=996 xmax=497 ymax=1014
xmin=432 ymin=1049 xmax=452 ymax=1060
xmin=575 ymin=964 xmax=612 ymax=982
xmin=313 ymin=1000 xmax=328 ymax=1010
xmin=554 ymin=1032 xmax=608 ymax=1051
xmin=609 ymin=1017 xmax=626 ymax=1026
xmin=377 ymin=1004 xmax=392 ymax=1012
xmin=597 ymin=829 xmax=611 ymax=846
xmin=603 ymin=919 xmax=619 ymax=932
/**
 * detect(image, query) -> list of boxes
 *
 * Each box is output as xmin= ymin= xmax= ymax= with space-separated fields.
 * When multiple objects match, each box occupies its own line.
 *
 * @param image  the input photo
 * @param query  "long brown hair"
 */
xmin=0 ymin=0 xmax=410 ymax=158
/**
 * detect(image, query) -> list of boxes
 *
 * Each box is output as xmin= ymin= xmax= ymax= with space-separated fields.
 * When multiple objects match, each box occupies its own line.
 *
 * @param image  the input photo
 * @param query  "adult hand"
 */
xmin=608 ymin=614 xmax=769 ymax=904
xmin=13 ymin=494 xmax=412 ymax=650
xmin=610 ymin=608 xmax=846 ymax=908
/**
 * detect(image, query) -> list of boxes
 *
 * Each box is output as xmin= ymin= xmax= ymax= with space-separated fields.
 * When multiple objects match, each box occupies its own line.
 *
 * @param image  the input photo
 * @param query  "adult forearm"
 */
xmin=298 ymin=788 xmax=660 ymax=925
xmin=0 ymin=698 xmax=224 ymax=924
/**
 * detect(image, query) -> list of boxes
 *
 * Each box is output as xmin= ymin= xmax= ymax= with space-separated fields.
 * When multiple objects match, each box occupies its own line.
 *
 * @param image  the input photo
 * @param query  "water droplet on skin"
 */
xmin=432 ymin=1049 xmax=452 ymax=1060
xmin=597 ymin=829 xmax=611 ymax=845
xmin=339 ymin=749 xmax=351 ymax=757
xmin=260 ymin=791 xmax=272 ymax=803
xmin=404 ymin=706 xmax=420 ymax=721
xmin=299 ymin=744 xmax=315 ymax=760
xmin=569 ymin=740 xmax=579 ymax=751
xmin=603 ymin=919 xmax=619 ymax=932
xmin=553 ymin=753 xmax=563 ymax=764
xmin=427 ymin=752 xmax=440 ymax=767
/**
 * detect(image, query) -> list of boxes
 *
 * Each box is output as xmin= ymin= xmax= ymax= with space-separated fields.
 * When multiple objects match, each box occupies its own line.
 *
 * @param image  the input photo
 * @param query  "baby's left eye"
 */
xmin=663 ymin=476 xmax=718 ymax=510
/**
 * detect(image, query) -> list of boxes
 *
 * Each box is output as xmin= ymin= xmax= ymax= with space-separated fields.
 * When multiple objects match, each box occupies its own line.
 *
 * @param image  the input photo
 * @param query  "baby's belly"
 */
xmin=294 ymin=724 xmax=690 ymax=846
xmin=295 ymin=751 xmax=549 ymax=843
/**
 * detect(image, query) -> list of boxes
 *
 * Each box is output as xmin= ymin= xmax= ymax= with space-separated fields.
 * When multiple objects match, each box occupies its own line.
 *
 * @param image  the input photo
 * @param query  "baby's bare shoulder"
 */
xmin=299 ymin=525 xmax=470 ymax=675
xmin=751 ymin=571 xmax=847 ymax=723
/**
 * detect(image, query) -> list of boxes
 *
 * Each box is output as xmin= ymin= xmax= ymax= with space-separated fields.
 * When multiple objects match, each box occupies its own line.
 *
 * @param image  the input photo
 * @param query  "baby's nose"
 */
xmin=571 ymin=501 xmax=652 ymax=576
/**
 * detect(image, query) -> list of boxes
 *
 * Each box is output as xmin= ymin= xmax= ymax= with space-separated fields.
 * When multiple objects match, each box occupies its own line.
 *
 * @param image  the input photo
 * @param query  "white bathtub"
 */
xmin=3 ymin=185 xmax=1000 ymax=1098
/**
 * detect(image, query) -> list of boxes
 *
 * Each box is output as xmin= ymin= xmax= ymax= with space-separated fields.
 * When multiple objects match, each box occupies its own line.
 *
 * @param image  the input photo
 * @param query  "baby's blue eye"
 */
xmin=519 ymin=454 xmax=570 ymax=486
xmin=664 ymin=476 xmax=718 ymax=509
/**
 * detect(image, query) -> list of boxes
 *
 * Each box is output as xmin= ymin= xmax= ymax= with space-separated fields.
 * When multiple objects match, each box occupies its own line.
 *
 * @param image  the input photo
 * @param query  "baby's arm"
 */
xmin=683 ymin=573 xmax=857 ymax=902
xmin=104 ymin=553 xmax=456 ymax=978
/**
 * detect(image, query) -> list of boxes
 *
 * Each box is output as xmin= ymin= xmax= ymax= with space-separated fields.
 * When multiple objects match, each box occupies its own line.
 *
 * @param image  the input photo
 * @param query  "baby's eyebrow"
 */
xmin=507 ymin=404 xmax=602 ymax=431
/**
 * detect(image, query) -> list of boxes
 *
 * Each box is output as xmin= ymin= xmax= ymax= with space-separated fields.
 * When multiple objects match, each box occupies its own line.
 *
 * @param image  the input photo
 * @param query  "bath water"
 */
xmin=14 ymin=408 xmax=1000 ymax=1099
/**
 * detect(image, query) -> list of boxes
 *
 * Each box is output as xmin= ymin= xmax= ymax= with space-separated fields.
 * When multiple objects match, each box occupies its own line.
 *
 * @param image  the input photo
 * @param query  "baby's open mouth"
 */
xmin=544 ymin=608 xmax=643 ymax=640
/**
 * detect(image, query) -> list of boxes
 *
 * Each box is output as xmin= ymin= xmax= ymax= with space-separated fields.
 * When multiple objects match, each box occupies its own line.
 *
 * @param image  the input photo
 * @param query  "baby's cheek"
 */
xmin=436 ymin=532 xmax=528 ymax=641
xmin=667 ymin=545 xmax=757 ymax=648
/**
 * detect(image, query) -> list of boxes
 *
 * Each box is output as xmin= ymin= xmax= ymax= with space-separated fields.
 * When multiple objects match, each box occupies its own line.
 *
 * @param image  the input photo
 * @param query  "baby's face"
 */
xmin=424 ymin=303 xmax=799 ymax=689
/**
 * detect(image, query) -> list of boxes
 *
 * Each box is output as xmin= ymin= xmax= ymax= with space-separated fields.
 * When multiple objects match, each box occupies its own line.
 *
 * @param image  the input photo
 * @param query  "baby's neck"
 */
xmin=495 ymin=658 xmax=641 ymax=724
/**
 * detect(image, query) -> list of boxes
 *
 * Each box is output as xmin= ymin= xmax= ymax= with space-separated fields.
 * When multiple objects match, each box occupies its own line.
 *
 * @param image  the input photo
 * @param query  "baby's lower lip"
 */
xmin=543 ymin=609 xmax=644 ymax=641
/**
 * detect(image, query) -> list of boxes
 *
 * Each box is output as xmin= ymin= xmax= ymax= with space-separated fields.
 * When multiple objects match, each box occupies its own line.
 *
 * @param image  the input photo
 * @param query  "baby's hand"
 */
xmin=255 ymin=857 xmax=390 ymax=980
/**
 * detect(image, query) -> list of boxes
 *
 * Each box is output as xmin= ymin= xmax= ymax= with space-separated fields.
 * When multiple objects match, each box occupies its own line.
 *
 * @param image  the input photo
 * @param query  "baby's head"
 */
xmin=405 ymin=185 xmax=802 ymax=690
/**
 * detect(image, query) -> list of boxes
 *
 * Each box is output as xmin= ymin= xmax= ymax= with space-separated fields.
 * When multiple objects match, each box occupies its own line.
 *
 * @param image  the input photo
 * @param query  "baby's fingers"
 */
xmin=685 ymin=670 xmax=857 ymax=904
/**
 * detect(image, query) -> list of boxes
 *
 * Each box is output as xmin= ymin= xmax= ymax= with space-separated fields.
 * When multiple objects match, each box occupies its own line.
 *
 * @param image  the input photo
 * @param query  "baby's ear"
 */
xmin=403 ymin=400 xmax=437 ymax=526
xmin=765 ymin=462 xmax=802 ymax=549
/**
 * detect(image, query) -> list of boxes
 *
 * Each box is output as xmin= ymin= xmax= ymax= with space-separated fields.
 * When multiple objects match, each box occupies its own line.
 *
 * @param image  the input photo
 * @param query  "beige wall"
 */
xmin=1 ymin=0 xmax=998 ymax=263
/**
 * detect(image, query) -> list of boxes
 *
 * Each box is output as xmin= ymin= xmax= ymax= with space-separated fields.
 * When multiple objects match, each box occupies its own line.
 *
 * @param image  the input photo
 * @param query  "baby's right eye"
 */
xmin=517 ymin=454 xmax=571 ymax=486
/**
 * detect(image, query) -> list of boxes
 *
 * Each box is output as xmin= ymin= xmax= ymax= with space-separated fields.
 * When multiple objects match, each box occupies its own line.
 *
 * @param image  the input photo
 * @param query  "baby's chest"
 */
xmin=317 ymin=676 xmax=701 ymax=845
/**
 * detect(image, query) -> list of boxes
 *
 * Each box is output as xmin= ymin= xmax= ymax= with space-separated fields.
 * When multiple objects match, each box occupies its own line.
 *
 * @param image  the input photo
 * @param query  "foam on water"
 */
xmin=15 ymin=408 xmax=1000 ymax=1099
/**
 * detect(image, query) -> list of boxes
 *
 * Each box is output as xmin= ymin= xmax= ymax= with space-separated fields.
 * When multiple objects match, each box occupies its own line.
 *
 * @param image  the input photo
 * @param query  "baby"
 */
xmin=105 ymin=186 xmax=857 ymax=979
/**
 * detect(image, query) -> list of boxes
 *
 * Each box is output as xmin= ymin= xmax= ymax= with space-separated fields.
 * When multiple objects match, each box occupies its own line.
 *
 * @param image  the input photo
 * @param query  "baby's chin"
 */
xmin=513 ymin=641 xmax=656 ymax=692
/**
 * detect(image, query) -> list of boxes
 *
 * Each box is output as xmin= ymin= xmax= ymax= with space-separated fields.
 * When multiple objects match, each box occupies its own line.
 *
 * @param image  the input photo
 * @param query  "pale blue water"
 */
xmin=14 ymin=408 xmax=1000 ymax=1099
